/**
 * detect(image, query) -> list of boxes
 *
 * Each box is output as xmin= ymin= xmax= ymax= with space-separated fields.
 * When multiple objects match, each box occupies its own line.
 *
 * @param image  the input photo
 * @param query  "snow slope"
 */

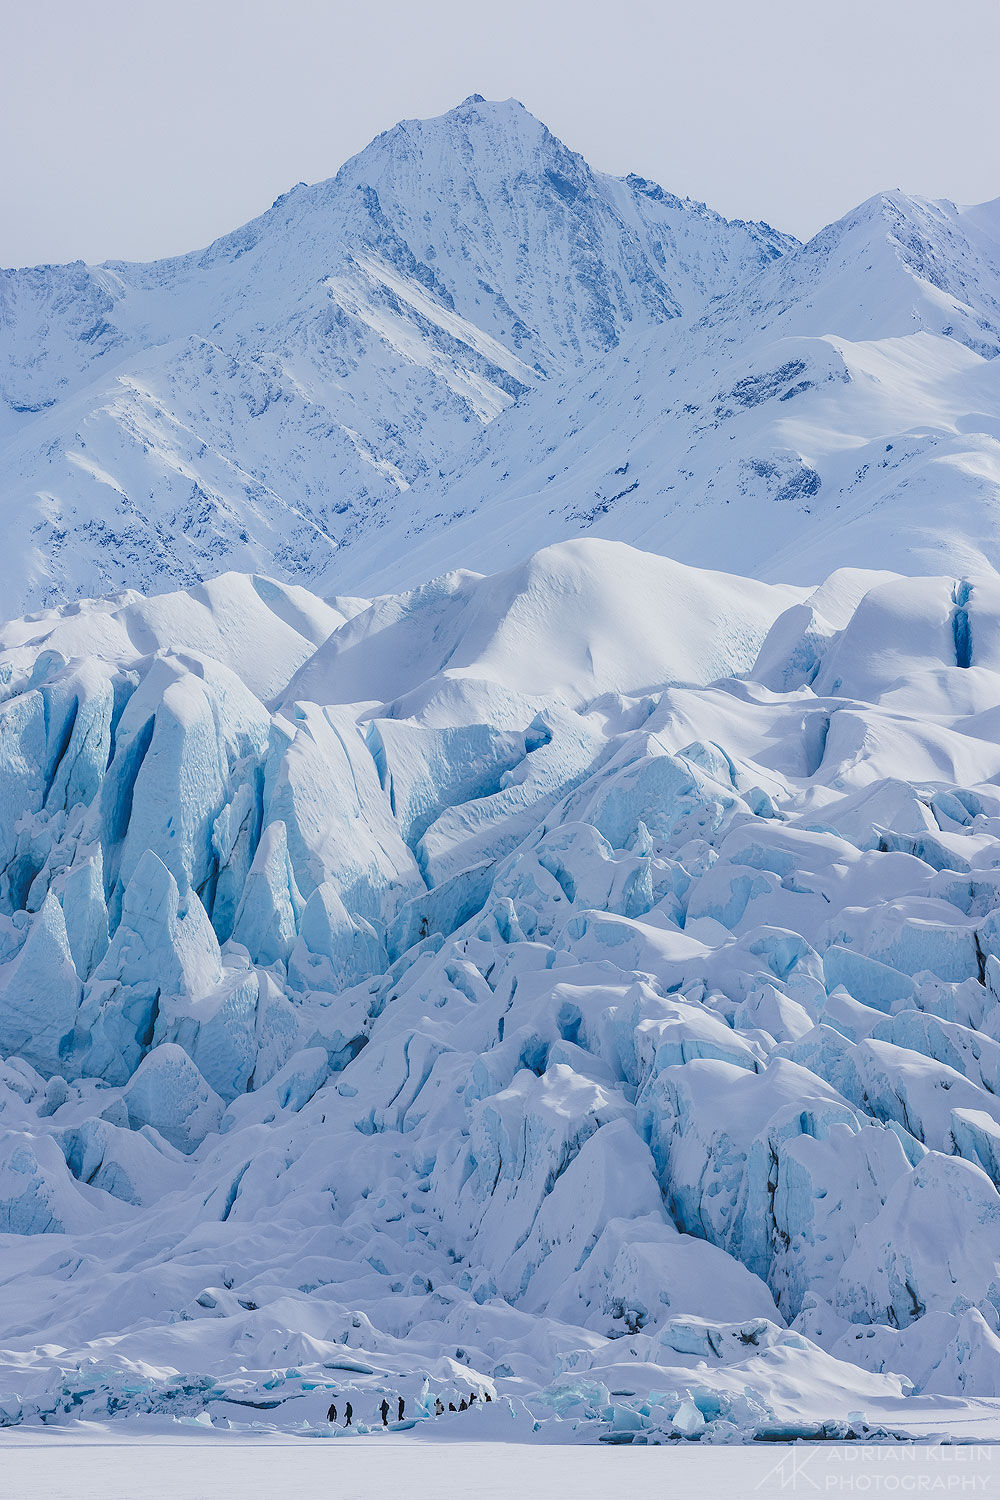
xmin=345 ymin=191 xmax=1000 ymax=592
xmin=0 ymin=97 xmax=788 ymax=614
xmin=1 ymin=541 xmax=1000 ymax=1440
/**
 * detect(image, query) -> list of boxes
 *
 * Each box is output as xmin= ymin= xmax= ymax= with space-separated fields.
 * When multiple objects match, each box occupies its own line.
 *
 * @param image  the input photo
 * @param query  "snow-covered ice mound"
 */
xmin=0 ymin=538 xmax=1000 ymax=1442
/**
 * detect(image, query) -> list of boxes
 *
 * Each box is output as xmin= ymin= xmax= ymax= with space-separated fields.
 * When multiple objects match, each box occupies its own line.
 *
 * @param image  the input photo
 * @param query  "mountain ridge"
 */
xmin=339 ymin=177 xmax=1000 ymax=596
xmin=0 ymin=96 xmax=792 ymax=612
xmin=7 ymin=100 xmax=1000 ymax=613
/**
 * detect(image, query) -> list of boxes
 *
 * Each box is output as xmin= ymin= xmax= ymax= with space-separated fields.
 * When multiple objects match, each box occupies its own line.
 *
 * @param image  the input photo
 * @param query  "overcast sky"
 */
xmin=3 ymin=0 xmax=999 ymax=268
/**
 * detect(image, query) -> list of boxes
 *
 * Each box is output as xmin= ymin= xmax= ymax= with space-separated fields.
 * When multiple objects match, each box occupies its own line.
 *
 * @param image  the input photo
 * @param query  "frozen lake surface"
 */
xmin=1 ymin=1434 xmax=998 ymax=1500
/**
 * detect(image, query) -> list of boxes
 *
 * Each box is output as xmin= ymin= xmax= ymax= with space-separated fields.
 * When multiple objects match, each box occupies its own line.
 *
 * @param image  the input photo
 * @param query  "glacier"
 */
xmin=0 ymin=538 xmax=998 ymax=1441
xmin=6 ymin=88 xmax=1000 ymax=1451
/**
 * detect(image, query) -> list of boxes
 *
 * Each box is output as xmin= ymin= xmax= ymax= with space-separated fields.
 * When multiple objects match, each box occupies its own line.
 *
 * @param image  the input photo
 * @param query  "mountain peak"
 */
xmin=441 ymin=92 xmax=534 ymax=118
xmin=0 ymin=93 xmax=795 ymax=613
xmin=358 ymin=93 xmax=559 ymax=167
xmin=786 ymin=187 xmax=1000 ymax=356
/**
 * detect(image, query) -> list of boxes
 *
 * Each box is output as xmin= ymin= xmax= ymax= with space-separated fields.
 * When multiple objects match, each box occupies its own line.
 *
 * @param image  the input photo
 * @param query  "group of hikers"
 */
xmin=326 ymin=1388 xmax=492 ymax=1428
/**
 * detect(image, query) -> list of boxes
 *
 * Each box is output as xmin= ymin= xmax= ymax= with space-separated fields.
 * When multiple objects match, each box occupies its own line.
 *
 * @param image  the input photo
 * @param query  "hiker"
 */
xmin=434 ymin=1397 xmax=444 ymax=1415
xmin=397 ymin=1395 xmax=405 ymax=1422
xmin=344 ymin=1401 xmax=353 ymax=1426
xmin=380 ymin=1397 xmax=390 ymax=1427
xmin=327 ymin=1402 xmax=337 ymax=1423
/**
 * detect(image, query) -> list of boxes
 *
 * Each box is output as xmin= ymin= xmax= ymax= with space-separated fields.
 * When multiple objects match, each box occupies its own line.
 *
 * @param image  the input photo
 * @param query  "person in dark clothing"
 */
xmin=344 ymin=1402 xmax=353 ymax=1426
xmin=380 ymin=1397 xmax=390 ymax=1427
xmin=327 ymin=1402 xmax=337 ymax=1423
xmin=397 ymin=1396 xmax=405 ymax=1422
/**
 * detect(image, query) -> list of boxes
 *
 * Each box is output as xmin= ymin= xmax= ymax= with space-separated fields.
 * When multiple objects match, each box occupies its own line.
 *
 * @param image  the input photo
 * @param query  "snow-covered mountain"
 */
xmin=2 ymin=541 xmax=1000 ymax=1439
xmin=9 ymin=99 xmax=1000 ymax=611
xmin=0 ymin=96 xmax=788 ymax=613
xmin=347 ymin=189 xmax=1000 ymax=593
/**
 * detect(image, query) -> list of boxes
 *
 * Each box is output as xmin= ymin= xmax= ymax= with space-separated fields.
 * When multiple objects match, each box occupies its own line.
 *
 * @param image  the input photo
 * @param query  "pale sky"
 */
xmin=3 ymin=0 xmax=1000 ymax=269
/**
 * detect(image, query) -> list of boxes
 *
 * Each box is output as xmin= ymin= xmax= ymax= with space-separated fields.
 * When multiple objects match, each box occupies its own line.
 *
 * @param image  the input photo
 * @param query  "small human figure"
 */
xmin=397 ymin=1395 xmax=405 ymax=1422
xmin=380 ymin=1397 xmax=390 ymax=1427
xmin=344 ymin=1401 xmax=353 ymax=1426
xmin=459 ymin=1397 xmax=468 ymax=1411
xmin=327 ymin=1402 xmax=337 ymax=1423
xmin=434 ymin=1397 xmax=444 ymax=1415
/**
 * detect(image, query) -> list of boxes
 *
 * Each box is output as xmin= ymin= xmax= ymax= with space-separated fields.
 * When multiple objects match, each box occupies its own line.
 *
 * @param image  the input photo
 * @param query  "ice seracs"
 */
xmin=0 ymin=539 xmax=999 ymax=1438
